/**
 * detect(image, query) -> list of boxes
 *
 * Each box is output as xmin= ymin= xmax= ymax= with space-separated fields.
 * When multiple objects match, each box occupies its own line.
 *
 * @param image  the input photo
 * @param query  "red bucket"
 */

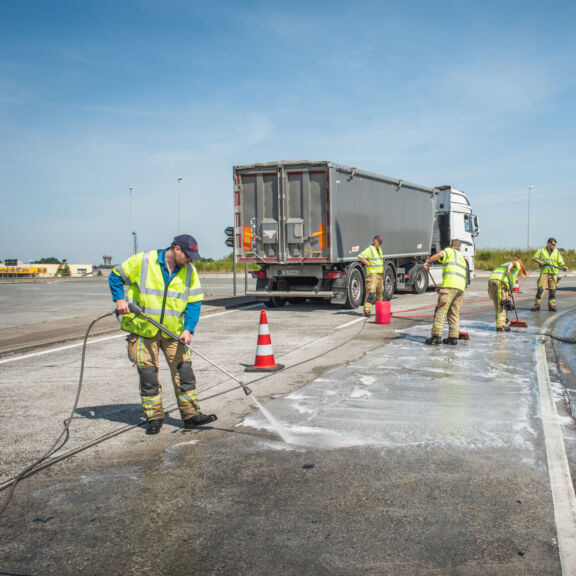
xmin=375 ymin=301 xmax=391 ymax=324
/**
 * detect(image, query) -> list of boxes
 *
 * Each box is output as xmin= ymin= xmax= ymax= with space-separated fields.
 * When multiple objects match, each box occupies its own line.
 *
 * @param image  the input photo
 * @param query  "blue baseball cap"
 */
xmin=173 ymin=234 xmax=201 ymax=260
xmin=374 ymin=235 xmax=383 ymax=243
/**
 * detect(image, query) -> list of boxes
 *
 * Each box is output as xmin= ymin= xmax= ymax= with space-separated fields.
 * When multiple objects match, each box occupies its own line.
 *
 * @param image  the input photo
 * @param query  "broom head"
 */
xmin=510 ymin=320 xmax=528 ymax=328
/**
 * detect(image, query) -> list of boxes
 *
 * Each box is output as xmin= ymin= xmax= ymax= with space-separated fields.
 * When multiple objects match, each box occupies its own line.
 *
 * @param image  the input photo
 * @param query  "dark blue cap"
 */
xmin=173 ymin=234 xmax=201 ymax=260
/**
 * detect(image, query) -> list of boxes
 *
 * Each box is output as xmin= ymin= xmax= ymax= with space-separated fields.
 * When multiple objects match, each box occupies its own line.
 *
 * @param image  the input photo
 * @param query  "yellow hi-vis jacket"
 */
xmin=489 ymin=261 xmax=519 ymax=291
xmin=438 ymin=247 xmax=467 ymax=291
xmin=533 ymin=247 xmax=565 ymax=275
xmin=113 ymin=250 xmax=203 ymax=338
xmin=359 ymin=245 xmax=385 ymax=274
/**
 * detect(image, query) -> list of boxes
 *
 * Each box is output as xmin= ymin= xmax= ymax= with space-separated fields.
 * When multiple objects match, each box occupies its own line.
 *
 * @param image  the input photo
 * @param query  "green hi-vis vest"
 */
xmin=533 ymin=247 xmax=564 ymax=275
xmin=113 ymin=250 xmax=204 ymax=338
xmin=489 ymin=261 xmax=519 ymax=291
xmin=359 ymin=245 xmax=385 ymax=274
xmin=439 ymin=247 xmax=467 ymax=291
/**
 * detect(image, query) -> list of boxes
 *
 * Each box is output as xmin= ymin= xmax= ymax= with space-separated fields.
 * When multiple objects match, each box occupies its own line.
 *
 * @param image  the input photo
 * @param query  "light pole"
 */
xmin=129 ymin=186 xmax=135 ymax=255
xmin=177 ymin=177 xmax=183 ymax=234
xmin=527 ymin=185 xmax=534 ymax=253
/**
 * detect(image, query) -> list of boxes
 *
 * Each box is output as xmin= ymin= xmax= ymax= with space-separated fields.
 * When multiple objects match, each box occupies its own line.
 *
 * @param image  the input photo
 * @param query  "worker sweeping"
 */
xmin=487 ymin=256 xmax=527 ymax=332
xmin=358 ymin=234 xmax=385 ymax=317
xmin=423 ymin=239 xmax=468 ymax=345
xmin=531 ymin=237 xmax=567 ymax=312
xmin=109 ymin=234 xmax=217 ymax=435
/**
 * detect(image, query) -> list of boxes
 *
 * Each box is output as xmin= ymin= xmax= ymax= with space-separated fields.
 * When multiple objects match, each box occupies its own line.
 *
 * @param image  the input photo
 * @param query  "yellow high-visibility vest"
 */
xmin=533 ymin=247 xmax=564 ymax=275
xmin=359 ymin=245 xmax=385 ymax=274
xmin=439 ymin=247 xmax=467 ymax=291
xmin=113 ymin=250 xmax=203 ymax=338
xmin=489 ymin=261 xmax=519 ymax=291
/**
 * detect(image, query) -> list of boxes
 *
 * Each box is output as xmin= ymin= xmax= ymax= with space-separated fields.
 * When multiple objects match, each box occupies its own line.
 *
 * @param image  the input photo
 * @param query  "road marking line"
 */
xmin=536 ymin=339 xmax=576 ymax=575
xmin=335 ymin=317 xmax=365 ymax=330
xmin=0 ymin=304 xmax=264 ymax=365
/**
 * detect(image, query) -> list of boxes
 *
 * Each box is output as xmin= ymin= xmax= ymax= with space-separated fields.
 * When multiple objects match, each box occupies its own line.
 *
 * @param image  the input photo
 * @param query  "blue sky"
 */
xmin=1 ymin=0 xmax=575 ymax=264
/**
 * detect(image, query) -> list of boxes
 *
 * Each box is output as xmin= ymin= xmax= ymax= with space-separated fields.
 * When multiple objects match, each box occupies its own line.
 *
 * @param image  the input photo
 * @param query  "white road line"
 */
xmin=0 ymin=303 xmax=264 ymax=365
xmin=335 ymin=316 xmax=366 ymax=330
xmin=536 ymin=324 xmax=576 ymax=575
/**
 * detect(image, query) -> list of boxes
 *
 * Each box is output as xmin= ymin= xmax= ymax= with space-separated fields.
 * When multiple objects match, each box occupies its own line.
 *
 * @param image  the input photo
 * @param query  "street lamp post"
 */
xmin=129 ymin=186 xmax=135 ymax=255
xmin=527 ymin=185 xmax=534 ymax=253
xmin=177 ymin=177 xmax=183 ymax=234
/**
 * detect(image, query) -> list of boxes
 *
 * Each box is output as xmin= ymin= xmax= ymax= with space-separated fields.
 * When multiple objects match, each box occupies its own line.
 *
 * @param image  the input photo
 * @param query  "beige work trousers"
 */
xmin=363 ymin=273 xmax=384 ymax=314
xmin=431 ymin=288 xmax=464 ymax=338
xmin=127 ymin=332 xmax=200 ymax=422
xmin=487 ymin=279 xmax=510 ymax=329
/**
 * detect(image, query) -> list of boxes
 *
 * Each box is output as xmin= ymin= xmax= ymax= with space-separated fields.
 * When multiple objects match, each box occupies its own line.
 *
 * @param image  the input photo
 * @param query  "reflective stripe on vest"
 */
xmin=115 ymin=250 xmax=203 ymax=338
xmin=360 ymin=245 xmax=384 ymax=274
xmin=440 ymin=247 xmax=467 ymax=291
xmin=534 ymin=247 xmax=564 ymax=274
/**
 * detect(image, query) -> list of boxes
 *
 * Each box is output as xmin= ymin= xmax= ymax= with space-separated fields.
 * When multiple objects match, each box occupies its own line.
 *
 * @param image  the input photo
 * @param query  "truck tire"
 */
xmin=268 ymin=297 xmax=286 ymax=308
xmin=343 ymin=267 xmax=364 ymax=309
xmin=383 ymin=264 xmax=395 ymax=301
xmin=411 ymin=265 xmax=428 ymax=294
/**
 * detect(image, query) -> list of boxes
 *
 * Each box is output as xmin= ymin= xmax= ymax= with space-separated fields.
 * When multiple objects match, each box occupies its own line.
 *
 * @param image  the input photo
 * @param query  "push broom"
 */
xmin=509 ymin=288 xmax=527 ymax=328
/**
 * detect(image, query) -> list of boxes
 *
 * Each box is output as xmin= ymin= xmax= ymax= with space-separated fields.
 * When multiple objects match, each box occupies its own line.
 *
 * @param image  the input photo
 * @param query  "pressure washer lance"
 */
xmin=126 ymin=302 xmax=252 ymax=396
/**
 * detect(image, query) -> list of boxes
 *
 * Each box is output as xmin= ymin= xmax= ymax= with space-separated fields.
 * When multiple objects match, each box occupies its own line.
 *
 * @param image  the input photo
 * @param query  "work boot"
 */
xmin=548 ymin=306 xmax=557 ymax=312
xmin=531 ymin=306 xmax=540 ymax=312
xmin=425 ymin=335 xmax=442 ymax=345
xmin=443 ymin=337 xmax=458 ymax=345
xmin=363 ymin=309 xmax=370 ymax=317
xmin=183 ymin=413 xmax=218 ymax=429
xmin=146 ymin=419 xmax=164 ymax=435
xmin=496 ymin=327 xmax=511 ymax=332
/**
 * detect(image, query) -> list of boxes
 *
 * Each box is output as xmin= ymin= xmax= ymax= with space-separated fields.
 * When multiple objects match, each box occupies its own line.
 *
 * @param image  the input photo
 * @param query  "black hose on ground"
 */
xmin=0 ymin=311 xmax=117 ymax=518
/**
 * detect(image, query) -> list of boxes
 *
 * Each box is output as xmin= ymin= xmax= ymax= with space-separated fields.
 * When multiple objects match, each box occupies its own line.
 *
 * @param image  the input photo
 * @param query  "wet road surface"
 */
xmin=1 ymin=274 xmax=575 ymax=575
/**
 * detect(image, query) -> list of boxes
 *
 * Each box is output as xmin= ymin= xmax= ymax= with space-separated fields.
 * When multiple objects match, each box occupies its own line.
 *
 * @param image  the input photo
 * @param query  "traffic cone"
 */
xmin=245 ymin=309 xmax=285 ymax=372
xmin=513 ymin=279 xmax=520 ymax=293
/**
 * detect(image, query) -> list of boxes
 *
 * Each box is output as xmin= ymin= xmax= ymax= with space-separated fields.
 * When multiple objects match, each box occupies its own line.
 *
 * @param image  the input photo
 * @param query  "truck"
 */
xmin=232 ymin=161 xmax=479 ymax=308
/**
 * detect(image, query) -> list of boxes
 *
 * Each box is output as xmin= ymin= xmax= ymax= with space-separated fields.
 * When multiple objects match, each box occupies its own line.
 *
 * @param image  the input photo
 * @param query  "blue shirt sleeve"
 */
xmin=184 ymin=301 xmax=202 ymax=333
xmin=109 ymin=270 xmax=126 ymax=301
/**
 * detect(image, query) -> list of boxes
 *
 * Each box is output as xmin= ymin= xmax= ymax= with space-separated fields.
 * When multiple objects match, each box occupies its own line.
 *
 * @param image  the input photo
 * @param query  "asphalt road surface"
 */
xmin=1 ymin=273 xmax=576 ymax=576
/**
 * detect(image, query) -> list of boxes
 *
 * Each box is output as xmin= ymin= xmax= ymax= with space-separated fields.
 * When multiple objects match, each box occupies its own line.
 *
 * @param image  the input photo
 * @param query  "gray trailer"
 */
xmin=233 ymin=161 xmax=438 ymax=307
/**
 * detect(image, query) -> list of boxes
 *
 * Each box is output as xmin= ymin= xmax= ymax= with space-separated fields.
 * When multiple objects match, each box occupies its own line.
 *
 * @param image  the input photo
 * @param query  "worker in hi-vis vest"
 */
xmin=423 ymin=239 xmax=468 ymax=345
xmin=488 ymin=256 xmax=527 ymax=331
xmin=358 ymin=235 xmax=385 ymax=317
xmin=109 ymin=234 xmax=217 ymax=435
xmin=531 ymin=237 xmax=567 ymax=312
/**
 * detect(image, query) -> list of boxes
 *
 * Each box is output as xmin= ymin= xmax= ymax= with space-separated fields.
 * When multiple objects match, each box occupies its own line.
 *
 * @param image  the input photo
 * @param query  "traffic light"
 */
xmin=224 ymin=226 xmax=234 ymax=248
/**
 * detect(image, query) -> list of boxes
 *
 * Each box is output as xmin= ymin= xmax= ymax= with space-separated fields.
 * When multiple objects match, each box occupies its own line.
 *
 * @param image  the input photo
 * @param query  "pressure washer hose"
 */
xmin=0 ymin=310 xmax=117 ymax=518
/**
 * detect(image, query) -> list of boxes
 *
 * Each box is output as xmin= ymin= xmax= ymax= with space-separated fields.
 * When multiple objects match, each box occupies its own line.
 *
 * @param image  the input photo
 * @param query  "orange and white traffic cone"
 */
xmin=245 ymin=309 xmax=284 ymax=372
xmin=513 ymin=279 xmax=520 ymax=293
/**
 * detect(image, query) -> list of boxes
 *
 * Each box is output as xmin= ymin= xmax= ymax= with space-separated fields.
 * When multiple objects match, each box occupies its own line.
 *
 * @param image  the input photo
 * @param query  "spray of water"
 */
xmin=252 ymin=396 xmax=294 ymax=444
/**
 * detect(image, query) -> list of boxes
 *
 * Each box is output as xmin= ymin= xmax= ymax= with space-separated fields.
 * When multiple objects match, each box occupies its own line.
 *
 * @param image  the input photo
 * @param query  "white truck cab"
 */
xmin=431 ymin=185 xmax=480 ymax=281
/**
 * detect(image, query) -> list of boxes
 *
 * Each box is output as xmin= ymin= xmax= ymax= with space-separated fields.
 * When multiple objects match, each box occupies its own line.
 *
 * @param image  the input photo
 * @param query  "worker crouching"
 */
xmin=109 ymin=234 xmax=217 ymax=435
xmin=488 ymin=257 xmax=527 ymax=332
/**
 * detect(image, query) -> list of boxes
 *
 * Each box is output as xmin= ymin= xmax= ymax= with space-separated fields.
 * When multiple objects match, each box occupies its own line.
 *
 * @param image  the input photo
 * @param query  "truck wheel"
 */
xmin=411 ymin=265 xmax=428 ymax=294
xmin=343 ymin=267 xmax=364 ymax=309
xmin=383 ymin=265 xmax=395 ymax=301
xmin=268 ymin=297 xmax=286 ymax=308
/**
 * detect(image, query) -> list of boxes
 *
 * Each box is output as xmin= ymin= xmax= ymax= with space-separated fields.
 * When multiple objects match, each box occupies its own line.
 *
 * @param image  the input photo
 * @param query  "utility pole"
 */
xmin=527 ymin=185 xmax=534 ymax=252
xmin=129 ymin=186 xmax=135 ymax=255
xmin=177 ymin=177 xmax=183 ymax=234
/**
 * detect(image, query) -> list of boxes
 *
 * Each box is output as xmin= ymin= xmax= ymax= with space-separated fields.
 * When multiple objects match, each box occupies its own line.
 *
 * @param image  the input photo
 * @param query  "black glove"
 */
xmin=501 ymin=299 xmax=515 ymax=311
